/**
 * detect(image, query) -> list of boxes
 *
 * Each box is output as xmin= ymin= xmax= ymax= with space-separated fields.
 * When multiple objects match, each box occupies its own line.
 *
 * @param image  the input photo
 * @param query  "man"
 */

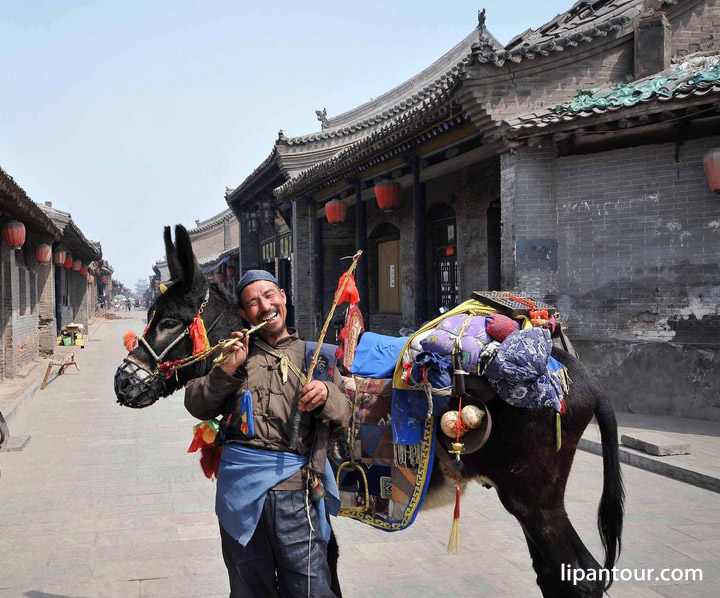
xmin=184 ymin=270 xmax=350 ymax=598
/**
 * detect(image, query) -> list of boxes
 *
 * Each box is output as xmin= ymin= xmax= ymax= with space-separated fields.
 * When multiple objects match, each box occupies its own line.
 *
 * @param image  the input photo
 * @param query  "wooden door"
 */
xmin=378 ymin=239 xmax=401 ymax=313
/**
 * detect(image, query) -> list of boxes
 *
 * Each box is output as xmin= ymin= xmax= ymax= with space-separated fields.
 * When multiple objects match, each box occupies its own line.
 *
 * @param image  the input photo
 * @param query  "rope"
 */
xmin=304 ymin=484 xmax=315 ymax=598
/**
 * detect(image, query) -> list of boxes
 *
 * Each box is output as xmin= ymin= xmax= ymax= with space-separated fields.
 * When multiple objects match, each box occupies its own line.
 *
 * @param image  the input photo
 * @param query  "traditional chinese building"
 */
xmin=0 ymin=168 xmax=63 ymax=377
xmin=187 ymin=208 xmax=241 ymax=299
xmin=225 ymin=0 xmax=720 ymax=420
xmin=38 ymin=202 xmax=102 ymax=335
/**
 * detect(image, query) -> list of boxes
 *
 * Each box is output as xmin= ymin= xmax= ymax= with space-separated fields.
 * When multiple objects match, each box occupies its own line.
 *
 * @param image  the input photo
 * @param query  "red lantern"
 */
xmin=73 ymin=260 xmax=82 ymax=272
xmin=63 ymin=256 xmax=73 ymax=269
xmin=53 ymin=248 xmax=66 ymax=265
xmin=227 ymin=265 xmax=236 ymax=277
xmin=325 ymin=199 xmax=347 ymax=225
xmin=80 ymin=265 xmax=88 ymax=276
xmin=214 ymin=271 xmax=225 ymax=283
xmin=2 ymin=220 xmax=26 ymax=250
xmin=704 ymin=148 xmax=720 ymax=193
xmin=101 ymin=276 xmax=108 ymax=284
xmin=374 ymin=181 xmax=401 ymax=212
xmin=35 ymin=243 xmax=52 ymax=264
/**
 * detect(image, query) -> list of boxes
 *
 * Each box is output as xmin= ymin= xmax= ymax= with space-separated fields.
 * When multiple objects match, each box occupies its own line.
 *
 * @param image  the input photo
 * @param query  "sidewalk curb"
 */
xmin=3 ymin=380 xmax=43 ymax=424
xmin=578 ymin=437 xmax=720 ymax=495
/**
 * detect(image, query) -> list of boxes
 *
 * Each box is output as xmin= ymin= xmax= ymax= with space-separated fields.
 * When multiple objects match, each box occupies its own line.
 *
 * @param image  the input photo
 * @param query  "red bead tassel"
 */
xmin=447 ymin=483 xmax=461 ymax=553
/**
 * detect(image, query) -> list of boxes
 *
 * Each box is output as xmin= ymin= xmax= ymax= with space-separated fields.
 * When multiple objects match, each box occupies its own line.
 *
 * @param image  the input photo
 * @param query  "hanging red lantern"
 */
xmin=325 ymin=199 xmax=347 ymax=225
xmin=101 ymin=276 xmax=108 ymax=284
xmin=35 ymin=243 xmax=52 ymax=264
xmin=73 ymin=259 xmax=82 ymax=272
xmin=374 ymin=181 xmax=401 ymax=212
xmin=214 ymin=271 xmax=225 ymax=283
xmin=227 ymin=265 xmax=236 ymax=277
xmin=2 ymin=220 xmax=26 ymax=250
xmin=53 ymin=248 xmax=66 ymax=265
xmin=704 ymin=148 xmax=720 ymax=193
xmin=80 ymin=265 xmax=88 ymax=276
xmin=63 ymin=255 xmax=73 ymax=269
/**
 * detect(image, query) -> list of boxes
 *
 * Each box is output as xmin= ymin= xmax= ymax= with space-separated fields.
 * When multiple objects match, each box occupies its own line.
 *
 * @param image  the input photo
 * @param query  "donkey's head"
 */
xmin=114 ymin=224 xmax=226 ymax=408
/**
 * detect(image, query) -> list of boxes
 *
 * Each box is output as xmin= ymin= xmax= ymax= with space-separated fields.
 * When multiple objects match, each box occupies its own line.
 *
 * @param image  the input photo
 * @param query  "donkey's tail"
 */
xmin=594 ymin=390 xmax=625 ymax=588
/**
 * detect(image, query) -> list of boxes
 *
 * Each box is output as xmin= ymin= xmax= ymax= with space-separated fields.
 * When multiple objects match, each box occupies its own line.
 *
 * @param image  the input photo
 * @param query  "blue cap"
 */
xmin=236 ymin=269 xmax=279 ymax=297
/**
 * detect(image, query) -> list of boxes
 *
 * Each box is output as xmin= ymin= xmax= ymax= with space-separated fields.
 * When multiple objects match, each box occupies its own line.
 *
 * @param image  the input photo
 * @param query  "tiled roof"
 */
xmin=475 ymin=0 xmax=641 ymax=67
xmin=0 ymin=167 xmax=62 ymax=239
xmin=188 ymin=207 xmax=237 ymax=235
xmin=282 ymin=26 xmax=497 ymax=146
xmin=38 ymin=203 xmax=102 ymax=260
xmin=506 ymin=53 xmax=720 ymax=133
xmin=275 ymin=105 xmax=469 ymax=200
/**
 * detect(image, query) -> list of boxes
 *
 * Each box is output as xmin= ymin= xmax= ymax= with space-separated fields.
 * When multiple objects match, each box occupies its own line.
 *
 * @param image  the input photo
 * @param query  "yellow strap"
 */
xmin=255 ymin=339 xmax=307 ymax=386
xmin=392 ymin=299 xmax=531 ymax=389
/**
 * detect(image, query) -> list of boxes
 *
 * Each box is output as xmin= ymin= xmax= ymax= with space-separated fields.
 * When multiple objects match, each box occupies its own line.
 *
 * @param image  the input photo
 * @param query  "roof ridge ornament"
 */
xmin=316 ymin=107 xmax=330 ymax=130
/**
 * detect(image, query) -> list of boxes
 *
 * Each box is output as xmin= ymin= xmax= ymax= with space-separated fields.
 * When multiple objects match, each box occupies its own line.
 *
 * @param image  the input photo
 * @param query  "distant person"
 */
xmin=126 ymin=298 xmax=132 ymax=311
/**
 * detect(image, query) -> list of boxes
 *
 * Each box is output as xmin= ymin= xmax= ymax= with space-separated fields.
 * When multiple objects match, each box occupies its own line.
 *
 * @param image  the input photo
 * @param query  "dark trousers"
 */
xmin=220 ymin=489 xmax=337 ymax=598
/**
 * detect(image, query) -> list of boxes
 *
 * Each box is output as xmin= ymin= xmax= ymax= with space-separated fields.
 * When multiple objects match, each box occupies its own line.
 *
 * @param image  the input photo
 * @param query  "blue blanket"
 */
xmin=350 ymin=332 xmax=407 ymax=378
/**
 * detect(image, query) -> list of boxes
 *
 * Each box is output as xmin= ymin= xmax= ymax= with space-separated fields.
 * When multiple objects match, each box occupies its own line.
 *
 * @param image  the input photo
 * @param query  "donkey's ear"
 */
xmin=174 ymin=224 xmax=203 ymax=285
xmin=164 ymin=226 xmax=181 ymax=280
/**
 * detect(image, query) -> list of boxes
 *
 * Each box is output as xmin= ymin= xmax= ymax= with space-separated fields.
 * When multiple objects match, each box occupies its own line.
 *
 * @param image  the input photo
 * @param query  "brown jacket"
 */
xmin=184 ymin=329 xmax=350 ymax=486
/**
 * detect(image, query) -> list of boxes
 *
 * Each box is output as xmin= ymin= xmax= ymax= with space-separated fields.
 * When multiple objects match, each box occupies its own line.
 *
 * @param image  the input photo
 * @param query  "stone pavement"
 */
xmin=0 ymin=312 xmax=719 ymax=597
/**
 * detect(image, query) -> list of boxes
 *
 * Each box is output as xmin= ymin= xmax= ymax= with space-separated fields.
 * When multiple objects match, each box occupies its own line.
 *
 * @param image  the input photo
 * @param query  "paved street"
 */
xmin=1 ymin=313 xmax=719 ymax=597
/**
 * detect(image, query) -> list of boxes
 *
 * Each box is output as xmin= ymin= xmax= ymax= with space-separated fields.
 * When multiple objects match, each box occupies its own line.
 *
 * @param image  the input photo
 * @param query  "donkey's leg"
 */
xmin=503 ymin=492 xmax=604 ymax=598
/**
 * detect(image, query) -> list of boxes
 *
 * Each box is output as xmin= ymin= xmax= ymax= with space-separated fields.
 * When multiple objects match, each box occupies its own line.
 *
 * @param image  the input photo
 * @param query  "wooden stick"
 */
xmin=289 ymin=250 xmax=363 ymax=449
xmin=41 ymin=363 xmax=53 ymax=390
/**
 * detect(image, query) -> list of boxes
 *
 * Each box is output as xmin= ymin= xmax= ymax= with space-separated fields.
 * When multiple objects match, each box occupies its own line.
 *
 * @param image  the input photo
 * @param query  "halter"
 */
xmin=139 ymin=289 xmax=210 ymax=365
xmin=138 ymin=288 xmax=225 ymax=377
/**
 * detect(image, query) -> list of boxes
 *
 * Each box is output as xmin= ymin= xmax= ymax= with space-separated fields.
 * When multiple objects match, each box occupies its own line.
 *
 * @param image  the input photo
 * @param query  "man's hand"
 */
xmin=298 ymin=380 xmax=328 ymax=412
xmin=218 ymin=330 xmax=249 ymax=376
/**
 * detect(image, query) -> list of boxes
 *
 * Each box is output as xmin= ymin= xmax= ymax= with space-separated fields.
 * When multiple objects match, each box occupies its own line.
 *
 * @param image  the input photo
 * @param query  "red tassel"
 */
xmin=454 ymin=484 xmax=461 ymax=520
xmin=199 ymin=444 xmax=222 ymax=480
xmin=123 ymin=331 xmax=138 ymax=352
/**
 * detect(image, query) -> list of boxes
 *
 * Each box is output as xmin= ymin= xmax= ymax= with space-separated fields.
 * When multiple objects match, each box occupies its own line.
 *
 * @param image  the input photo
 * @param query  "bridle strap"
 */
xmin=140 ymin=288 xmax=213 ymax=366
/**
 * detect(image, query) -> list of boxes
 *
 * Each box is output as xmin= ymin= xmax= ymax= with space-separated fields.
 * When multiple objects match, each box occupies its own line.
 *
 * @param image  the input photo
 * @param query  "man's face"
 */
xmin=239 ymin=280 xmax=287 ymax=339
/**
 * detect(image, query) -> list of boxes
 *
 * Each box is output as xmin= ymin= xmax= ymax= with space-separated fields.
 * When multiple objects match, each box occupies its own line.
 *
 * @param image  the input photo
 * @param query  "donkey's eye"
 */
xmin=159 ymin=318 xmax=182 ymax=330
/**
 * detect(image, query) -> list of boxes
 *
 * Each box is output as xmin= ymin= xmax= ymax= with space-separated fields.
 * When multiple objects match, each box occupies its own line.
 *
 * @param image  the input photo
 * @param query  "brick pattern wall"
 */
xmin=507 ymin=138 xmax=720 ymax=347
xmin=463 ymin=40 xmax=634 ymax=125
xmin=189 ymin=214 xmax=240 ymax=264
xmin=669 ymin=0 xmax=720 ymax=59
xmin=292 ymin=198 xmax=316 ymax=338
xmin=1 ymin=244 xmax=40 ymax=377
xmin=37 ymin=260 xmax=56 ymax=355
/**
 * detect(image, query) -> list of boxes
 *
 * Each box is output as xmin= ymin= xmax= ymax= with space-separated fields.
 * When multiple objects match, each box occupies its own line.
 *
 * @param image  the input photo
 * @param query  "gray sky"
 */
xmin=1 ymin=0 xmax=571 ymax=290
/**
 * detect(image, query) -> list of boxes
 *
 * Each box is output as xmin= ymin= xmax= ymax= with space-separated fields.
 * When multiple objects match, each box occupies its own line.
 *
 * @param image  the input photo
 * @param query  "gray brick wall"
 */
xmin=669 ymin=0 xmax=720 ymax=59
xmin=292 ymin=198 xmax=316 ymax=338
xmin=1 ymin=243 xmax=41 ymax=377
xmin=507 ymin=138 xmax=720 ymax=346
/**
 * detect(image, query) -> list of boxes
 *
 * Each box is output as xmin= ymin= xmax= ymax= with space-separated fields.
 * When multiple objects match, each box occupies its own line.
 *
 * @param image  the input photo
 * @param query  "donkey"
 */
xmin=115 ymin=225 xmax=624 ymax=598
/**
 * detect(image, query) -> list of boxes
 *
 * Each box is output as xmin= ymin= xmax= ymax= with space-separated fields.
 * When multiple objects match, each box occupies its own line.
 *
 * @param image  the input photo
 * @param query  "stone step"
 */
xmin=621 ymin=431 xmax=691 ymax=456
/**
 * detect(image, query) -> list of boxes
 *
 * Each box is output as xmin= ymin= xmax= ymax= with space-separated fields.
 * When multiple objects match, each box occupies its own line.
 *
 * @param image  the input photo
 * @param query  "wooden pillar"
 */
xmin=355 ymin=181 xmax=369 ymax=325
xmin=312 ymin=212 xmax=323 ymax=337
xmin=413 ymin=157 xmax=427 ymax=325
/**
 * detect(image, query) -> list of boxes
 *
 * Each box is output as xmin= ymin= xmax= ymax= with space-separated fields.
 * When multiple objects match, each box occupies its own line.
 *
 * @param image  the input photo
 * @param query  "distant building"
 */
xmin=135 ymin=278 xmax=149 ymax=298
